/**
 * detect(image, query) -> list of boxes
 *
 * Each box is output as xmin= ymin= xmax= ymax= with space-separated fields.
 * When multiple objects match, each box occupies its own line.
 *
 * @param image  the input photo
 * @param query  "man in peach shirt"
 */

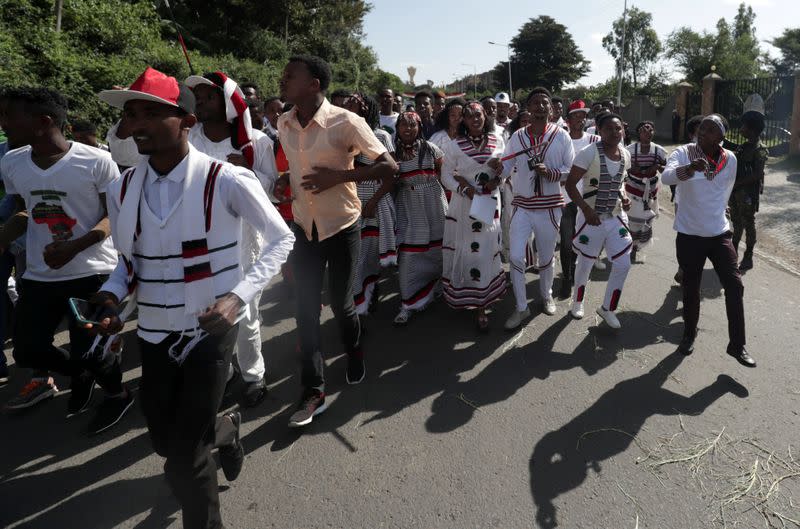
xmin=274 ymin=55 xmax=398 ymax=427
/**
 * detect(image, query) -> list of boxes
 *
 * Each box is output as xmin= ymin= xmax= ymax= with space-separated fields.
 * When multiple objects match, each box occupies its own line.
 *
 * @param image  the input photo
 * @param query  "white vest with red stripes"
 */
xmin=118 ymin=152 xmax=243 ymax=337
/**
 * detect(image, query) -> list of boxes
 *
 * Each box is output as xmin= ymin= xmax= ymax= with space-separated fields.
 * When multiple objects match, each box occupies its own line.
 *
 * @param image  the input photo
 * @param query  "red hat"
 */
xmin=98 ymin=67 xmax=195 ymax=113
xmin=568 ymin=100 xmax=589 ymax=115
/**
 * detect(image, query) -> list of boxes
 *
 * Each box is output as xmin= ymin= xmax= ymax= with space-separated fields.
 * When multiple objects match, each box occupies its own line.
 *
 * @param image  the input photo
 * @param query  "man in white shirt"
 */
xmin=92 ymin=67 xmax=295 ymax=528
xmin=378 ymin=88 xmax=399 ymax=139
xmin=550 ymin=96 xmax=566 ymax=129
xmin=495 ymin=92 xmax=512 ymax=129
xmin=502 ymin=87 xmax=575 ymax=328
xmin=661 ymin=114 xmax=754 ymax=368
xmin=0 ymin=87 xmax=131 ymax=434
xmin=185 ymin=71 xmax=280 ymax=407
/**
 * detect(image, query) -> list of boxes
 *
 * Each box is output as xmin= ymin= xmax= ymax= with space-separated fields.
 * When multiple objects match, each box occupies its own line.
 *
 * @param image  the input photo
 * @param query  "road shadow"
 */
xmin=528 ymin=352 xmax=749 ymax=528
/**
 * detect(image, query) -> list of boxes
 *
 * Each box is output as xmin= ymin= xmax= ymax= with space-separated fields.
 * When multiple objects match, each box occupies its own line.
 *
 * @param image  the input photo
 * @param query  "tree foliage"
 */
xmin=665 ymin=2 xmax=766 ymax=84
xmin=770 ymin=28 xmax=800 ymax=75
xmin=493 ymin=16 xmax=590 ymax=94
xmin=601 ymin=7 xmax=661 ymax=89
xmin=0 ymin=0 xmax=402 ymax=132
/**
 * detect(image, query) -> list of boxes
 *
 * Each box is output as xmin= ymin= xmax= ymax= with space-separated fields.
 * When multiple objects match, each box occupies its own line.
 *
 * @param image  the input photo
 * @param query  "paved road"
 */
xmin=1 ymin=214 xmax=799 ymax=529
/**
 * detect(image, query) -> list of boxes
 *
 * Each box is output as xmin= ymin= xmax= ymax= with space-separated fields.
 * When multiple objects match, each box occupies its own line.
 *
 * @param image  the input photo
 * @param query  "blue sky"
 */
xmin=362 ymin=0 xmax=796 ymax=89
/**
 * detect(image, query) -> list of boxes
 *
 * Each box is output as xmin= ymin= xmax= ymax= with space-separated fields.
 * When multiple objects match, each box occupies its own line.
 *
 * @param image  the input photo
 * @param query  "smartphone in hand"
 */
xmin=68 ymin=298 xmax=105 ymax=326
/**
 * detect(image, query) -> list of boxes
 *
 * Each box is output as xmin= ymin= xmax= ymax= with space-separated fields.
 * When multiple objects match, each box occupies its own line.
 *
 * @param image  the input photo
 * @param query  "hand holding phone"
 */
xmin=69 ymin=298 xmax=106 ymax=326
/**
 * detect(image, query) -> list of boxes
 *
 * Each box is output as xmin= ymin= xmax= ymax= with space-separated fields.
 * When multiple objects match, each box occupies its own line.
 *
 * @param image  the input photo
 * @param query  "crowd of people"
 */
xmin=0 ymin=54 xmax=768 ymax=528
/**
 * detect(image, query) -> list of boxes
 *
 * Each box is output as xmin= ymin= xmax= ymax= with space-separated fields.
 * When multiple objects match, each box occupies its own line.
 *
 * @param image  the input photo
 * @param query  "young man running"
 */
xmin=502 ymin=87 xmax=575 ymax=329
xmin=93 ymin=67 xmax=295 ymax=528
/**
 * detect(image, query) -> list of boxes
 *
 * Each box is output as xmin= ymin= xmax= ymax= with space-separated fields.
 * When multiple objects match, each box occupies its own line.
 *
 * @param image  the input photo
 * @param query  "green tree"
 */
xmin=494 ymin=16 xmax=590 ymax=94
xmin=666 ymin=2 xmax=764 ymax=84
xmin=770 ymin=28 xmax=800 ymax=74
xmin=601 ymin=7 xmax=661 ymax=89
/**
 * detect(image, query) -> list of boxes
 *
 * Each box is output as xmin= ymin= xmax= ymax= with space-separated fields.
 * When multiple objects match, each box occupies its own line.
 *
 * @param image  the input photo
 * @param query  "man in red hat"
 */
xmin=90 ymin=67 xmax=295 ymax=529
xmin=185 ymin=71 xmax=280 ymax=408
xmin=558 ymin=100 xmax=600 ymax=298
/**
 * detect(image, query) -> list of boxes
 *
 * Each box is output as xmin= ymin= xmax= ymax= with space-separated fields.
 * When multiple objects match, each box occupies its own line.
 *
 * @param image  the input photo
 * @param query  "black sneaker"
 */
xmin=727 ymin=346 xmax=756 ymax=368
xmin=739 ymin=254 xmax=754 ymax=271
xmin=346 ymin=351 xmax=365 ymax=385
xmin=67 ymin=374 xmax=95 ymax=417
xmin=88 ymin=389 xmax=134 ymax=436
xmin=241 ymin=378 xmax=268 ymax=408
xmin=219 ymin=411 xmax=244 ymax=481
xmin=288 ymin=390 xmax=327 ymax=428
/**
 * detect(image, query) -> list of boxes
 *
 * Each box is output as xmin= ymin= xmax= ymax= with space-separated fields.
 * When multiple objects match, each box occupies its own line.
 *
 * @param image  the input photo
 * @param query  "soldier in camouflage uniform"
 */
xmin=729 ymin=111 xmax=768 ymax=271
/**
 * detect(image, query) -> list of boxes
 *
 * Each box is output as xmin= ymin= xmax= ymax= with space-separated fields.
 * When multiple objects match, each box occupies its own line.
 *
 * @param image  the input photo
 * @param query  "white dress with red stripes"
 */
xmin=353 ymin=128 xmax=397 ymax=314
xmin=625 ymin=141 xmax=667 ymax=249
xmin=394 ymin=141 xmax=447 ymax=311
xmin=440 ymin=134 xmax=507 ymax=310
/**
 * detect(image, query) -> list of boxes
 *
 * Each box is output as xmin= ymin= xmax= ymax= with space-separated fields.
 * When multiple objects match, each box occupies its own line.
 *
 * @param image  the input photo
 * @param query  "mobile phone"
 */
xmin=68 ymin=298 xmax=105 ymax=326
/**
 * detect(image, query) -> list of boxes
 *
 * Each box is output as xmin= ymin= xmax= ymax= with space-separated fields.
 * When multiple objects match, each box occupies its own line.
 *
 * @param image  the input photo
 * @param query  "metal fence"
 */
xmin=714 ymin=75 xmax=795 ymax=149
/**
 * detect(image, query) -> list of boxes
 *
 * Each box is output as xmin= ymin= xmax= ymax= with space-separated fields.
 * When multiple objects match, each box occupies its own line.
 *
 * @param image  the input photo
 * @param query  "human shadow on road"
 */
xmin=528 ymin=352 xmax=748 ymax=528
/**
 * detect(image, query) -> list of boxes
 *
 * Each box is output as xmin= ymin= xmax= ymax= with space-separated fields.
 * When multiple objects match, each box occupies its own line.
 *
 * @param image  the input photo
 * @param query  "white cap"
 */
xmin=495 ymin=92 xmax=511 ymax=104
xmin=743 ymin=94 xmax=765 ymax=115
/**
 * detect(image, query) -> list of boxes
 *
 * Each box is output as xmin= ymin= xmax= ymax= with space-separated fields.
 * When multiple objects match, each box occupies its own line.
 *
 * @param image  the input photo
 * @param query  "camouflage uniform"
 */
xmin=729 ymin=141 xmax=767 ymax=259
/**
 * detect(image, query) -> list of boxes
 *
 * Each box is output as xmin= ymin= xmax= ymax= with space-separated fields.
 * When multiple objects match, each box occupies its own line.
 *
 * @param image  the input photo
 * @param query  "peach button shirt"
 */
xmin=277 ymin=98 xmax=389 ymax=241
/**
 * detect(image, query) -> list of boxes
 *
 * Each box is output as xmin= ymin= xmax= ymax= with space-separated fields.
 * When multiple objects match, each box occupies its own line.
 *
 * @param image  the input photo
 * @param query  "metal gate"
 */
xmin=686 ymin=91 xmax=702 ymax=121
xmin=713 ymin=76 xmax=795 ymax=148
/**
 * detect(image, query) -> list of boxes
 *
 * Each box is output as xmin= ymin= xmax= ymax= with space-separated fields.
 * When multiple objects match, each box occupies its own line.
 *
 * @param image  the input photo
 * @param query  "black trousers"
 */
xmin=12 ymin=274 xmax=122 ymax=393
xmin=139 ymin=326 xmax=238 ymax=529
xmin=675 ymin=232 xmax=746 ymax=349
xmin=290 ymin=221 xmax=361 ymax=393
xmin=559 ymin=203 xmax=578 ymax=284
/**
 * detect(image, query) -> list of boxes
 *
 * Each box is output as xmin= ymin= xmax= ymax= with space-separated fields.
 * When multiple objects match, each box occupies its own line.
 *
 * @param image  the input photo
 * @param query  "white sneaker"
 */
xmin=504 ymin=308 xmax=531 ymax=330
xmin=596 ymin=307 xmax=621 ymax=329
xmin=542 ymin=297 xmax=556 ymax=315
xmin=594 ymin=259 xmax=607 ymax=270
xmin=570 ymin=302 xmax=584 ymax=319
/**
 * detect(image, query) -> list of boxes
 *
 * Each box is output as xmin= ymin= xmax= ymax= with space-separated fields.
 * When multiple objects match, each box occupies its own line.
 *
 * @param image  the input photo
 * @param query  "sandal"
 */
xmin=393 ymin=308 xmax=411 ymax=326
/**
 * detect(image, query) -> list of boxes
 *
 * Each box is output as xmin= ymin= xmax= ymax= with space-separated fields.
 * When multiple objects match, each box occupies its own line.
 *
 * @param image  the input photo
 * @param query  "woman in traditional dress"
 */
xmin=346 ymin=93 xmax=397 ymax=314
xmin=625 ymin=121 xmax=667 ymax=263
xmin=430 ymin=98 xmax=465 ymax=150
xmin=392 ymin=111 xmax=448 ymax=325
xmin=441 ymin=102 xmax=507 ymax=331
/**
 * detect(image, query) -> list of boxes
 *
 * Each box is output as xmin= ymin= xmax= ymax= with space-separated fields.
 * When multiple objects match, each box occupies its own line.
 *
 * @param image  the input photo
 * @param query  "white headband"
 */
xmin=703 ymin=115 xmax=726 ymax=136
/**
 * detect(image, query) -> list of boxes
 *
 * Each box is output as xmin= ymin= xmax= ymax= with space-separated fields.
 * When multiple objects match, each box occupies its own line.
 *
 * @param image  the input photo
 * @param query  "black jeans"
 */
xmin=12 ymin=274 xmax=122 ymax=393
xmin=559 ymin=203 xmax=578 ymax=284
xmin=291 ymin=221 xmax=361 ymax=393
xmin=139 ymin=326 xmax=238 ymax=529
xmin=675 ymin=232 xmax=746 ymax=350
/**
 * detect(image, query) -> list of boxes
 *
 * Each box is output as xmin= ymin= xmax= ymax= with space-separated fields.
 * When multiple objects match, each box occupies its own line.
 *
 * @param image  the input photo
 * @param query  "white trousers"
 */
xmin=235 ymin=291 xmax=265 ymax=383
xmin=572 ymin=212 xmax=632 ymax=311
xmin=509 ymin=207 xmax=562 ymax=311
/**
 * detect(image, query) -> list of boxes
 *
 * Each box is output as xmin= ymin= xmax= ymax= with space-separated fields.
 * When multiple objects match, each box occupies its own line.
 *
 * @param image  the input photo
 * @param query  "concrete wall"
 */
xmin=621 ymin=94 xmax=677 ymax=143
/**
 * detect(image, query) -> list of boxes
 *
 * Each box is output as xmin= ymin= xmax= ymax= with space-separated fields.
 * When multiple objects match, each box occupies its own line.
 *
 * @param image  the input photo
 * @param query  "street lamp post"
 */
xmin=461 ymin=63 xmax=477 ymax=99
xmin=488 ymin=41 xmax=512 ymax=97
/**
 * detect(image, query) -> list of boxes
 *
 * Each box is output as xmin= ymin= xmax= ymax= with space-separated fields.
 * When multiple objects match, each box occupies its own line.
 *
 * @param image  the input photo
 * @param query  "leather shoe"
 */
xmin=727 ymin=346 xmax=756 ymax=368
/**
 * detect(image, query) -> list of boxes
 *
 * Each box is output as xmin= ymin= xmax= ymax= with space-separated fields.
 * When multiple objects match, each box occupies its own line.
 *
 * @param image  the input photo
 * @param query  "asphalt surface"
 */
xmin=1 ymin=213 xmax=799 ymax=529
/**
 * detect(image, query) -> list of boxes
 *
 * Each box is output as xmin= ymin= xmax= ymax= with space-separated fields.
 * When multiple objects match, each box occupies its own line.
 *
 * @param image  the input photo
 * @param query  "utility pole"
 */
xmin=488 ymin=41 xmax=513 ymax=97
xmin=616 ymin=0 xmax=628 ymax=109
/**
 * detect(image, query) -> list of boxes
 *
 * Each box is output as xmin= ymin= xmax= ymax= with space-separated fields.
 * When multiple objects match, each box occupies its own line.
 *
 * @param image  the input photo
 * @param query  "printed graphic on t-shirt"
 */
xmin=30 ymin=189 xmax=76 ymax=241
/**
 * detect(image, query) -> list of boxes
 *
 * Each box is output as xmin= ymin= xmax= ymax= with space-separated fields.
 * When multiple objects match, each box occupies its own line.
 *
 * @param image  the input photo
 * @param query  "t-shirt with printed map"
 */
xmin=1 ymin=141 xmax=119 ymax=281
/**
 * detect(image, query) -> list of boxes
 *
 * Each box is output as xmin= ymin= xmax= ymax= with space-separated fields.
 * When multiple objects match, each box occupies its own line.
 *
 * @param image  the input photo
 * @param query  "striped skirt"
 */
xmin=353 ymin=181 xmax=398 ymax=314
xmin=395 ymin=180 xmax=448 ymax=310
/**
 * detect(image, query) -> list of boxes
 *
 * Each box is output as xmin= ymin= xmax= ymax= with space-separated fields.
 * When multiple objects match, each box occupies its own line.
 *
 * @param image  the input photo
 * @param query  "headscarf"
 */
xmin=702 ymin=114 xmax=727 ymax=137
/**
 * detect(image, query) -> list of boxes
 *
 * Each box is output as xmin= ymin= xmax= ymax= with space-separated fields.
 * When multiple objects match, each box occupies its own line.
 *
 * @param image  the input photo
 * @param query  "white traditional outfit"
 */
xmin=394 ymin=140 xmax=447 ymax=313
xmin=440 ymin=133 xmax=507 ymax=310
xmin=571 ymin=142 xmax=633 ymax=315
xmin=502 ymin=122 xmax=575 ymax=310
xmin=353 ymin=128 xmax=397 ymax=314
xmin=185 ymin=72 xmax=279 ymax=386
xmin=625 ymin=141 xmax=667 ymax=251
